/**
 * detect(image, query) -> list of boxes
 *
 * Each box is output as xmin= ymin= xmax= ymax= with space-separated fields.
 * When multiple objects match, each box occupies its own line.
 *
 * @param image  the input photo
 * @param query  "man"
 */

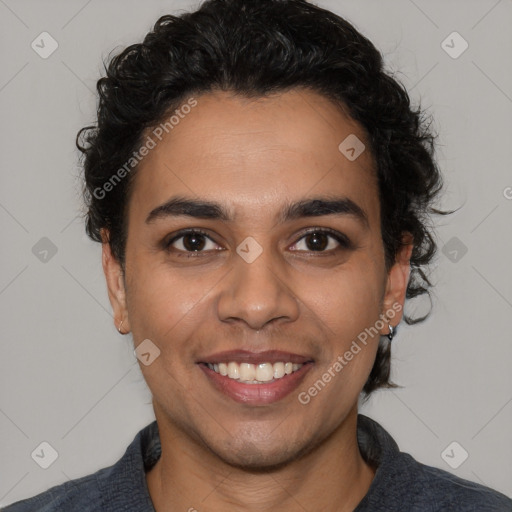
xmin=5 ymin=0 xmax=511 ymax=510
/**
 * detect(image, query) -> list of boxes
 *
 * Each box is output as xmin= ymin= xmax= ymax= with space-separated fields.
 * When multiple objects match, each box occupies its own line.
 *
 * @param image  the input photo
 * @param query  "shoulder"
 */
xmin=397 ymin=452 xmax=512 ymax=511
xmin=356 ymin=415 xmax=512 ymax=511
xmin=2 ymin=420 xmax=159 ymax=512
xmin=1 ymin=471 xmax=103 ymax=511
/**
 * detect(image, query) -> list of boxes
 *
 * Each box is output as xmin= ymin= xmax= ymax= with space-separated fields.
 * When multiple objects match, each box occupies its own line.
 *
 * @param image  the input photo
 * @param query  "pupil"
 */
xmin=184 ymin=233 xmax=205 ymax=251
xmin=307 ymin=232 xmax=327 ymax=251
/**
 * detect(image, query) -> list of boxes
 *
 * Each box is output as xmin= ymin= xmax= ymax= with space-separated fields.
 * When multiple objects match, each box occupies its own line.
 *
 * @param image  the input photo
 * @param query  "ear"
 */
xmin=101 ymin=228 xmax=130 ymax=334
xmin=379 ymin=232 xmax=413 ymax=334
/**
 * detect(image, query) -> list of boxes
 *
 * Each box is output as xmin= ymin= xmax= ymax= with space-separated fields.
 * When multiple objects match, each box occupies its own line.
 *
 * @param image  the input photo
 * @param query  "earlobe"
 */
xmin=101 ymin=229 xmax=131 ymax=334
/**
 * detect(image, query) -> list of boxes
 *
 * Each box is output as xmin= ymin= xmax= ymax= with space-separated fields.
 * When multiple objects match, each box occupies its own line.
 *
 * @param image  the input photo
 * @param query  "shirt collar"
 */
xmin=95 ymin=420 xmax=160 ymax=511
xmin=95 ymin=414 xmax=399 ymax=510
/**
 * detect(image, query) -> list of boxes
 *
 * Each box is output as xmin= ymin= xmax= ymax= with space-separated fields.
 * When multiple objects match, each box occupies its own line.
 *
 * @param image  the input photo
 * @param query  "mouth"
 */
xmin=202 ymin=360 xmax=306 ymax=383
xmin=197 ymin=350 xmax=314 ymax=405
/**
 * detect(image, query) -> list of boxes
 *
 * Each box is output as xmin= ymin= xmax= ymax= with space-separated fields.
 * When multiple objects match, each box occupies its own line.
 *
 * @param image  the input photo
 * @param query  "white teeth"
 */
xmin=206 ymin=361 xmax=304 ymax=383
xmin=227 ymin=361 xmax=239 ymax=379
xmin=256 ymin=363 xmax=274 ymax=382
xmin=239 ymin=363 xmax=256 ymax=381
xmin=273 ymin=362 xmax=285 ymax=379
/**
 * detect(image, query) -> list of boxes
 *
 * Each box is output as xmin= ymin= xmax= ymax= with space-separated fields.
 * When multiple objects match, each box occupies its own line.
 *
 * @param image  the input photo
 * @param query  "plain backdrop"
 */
xmin=1 ymin=0 xmax=511 ymax=506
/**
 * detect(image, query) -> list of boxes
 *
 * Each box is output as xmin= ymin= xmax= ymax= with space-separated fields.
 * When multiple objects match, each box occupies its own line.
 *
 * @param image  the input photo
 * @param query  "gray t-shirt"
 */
xmin=3 ymin=414 xmax=511 ymax=511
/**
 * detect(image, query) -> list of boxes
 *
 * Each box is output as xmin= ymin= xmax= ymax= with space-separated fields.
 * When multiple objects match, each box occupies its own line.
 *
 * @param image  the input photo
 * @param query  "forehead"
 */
xmin=129 ymin=88 xmax=379 ymax=225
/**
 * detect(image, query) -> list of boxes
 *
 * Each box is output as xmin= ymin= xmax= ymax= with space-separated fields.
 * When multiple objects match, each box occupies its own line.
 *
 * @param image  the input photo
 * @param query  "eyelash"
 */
xmin=163 ymin=227 xmax=353 ymax=257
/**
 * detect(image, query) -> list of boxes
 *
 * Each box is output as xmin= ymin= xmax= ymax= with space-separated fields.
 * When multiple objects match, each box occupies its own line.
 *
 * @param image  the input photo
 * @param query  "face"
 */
xmin=103 ymin=88 xmax=411 ymax=469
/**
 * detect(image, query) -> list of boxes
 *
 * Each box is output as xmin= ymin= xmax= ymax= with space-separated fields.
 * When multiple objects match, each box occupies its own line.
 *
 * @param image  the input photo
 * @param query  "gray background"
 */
xmin=1 ymin=0 xmax=511 ymax=506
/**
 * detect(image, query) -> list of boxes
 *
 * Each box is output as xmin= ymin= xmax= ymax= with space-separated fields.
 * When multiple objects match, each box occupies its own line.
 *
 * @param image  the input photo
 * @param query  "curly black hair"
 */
xmin=77 ymin=0 xmax=448 ymax=395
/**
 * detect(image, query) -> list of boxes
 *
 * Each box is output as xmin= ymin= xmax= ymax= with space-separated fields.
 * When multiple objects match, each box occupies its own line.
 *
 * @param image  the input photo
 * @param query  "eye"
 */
xmin=164 ymin=229 xmax=222 ymax=255
xmin=163 ymin=227 xmax=352 ymax=257
xmin=290 ymin=228 xmax=352 ymax=253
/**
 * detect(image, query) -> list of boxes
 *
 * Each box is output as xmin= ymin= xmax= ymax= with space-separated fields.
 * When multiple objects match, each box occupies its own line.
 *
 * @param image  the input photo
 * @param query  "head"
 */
xmin=78 ymin=0 xmax=444 ymax=469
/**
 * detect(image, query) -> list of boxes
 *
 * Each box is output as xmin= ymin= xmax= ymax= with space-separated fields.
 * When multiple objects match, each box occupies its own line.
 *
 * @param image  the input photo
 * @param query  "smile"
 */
xmin=205 ymin=361 xmax=304 ymax=384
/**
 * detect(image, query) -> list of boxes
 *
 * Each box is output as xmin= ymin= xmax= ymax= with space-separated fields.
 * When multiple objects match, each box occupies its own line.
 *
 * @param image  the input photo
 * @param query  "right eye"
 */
xmin=164 ymin=229 xmax=223 ymax=256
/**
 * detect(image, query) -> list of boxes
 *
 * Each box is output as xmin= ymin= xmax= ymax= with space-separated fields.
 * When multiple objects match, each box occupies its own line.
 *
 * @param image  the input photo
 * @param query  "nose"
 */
xmin=216 ymin=242 xmax=300 ymax=331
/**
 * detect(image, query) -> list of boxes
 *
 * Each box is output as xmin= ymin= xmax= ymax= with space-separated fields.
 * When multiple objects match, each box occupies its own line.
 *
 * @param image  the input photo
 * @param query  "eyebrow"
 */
xmin=145 ymin=195 xmax=369 ymax=227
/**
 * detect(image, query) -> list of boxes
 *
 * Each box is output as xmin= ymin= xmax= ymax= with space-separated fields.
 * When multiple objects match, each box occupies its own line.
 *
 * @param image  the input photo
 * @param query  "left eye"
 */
xmin=290 ymin=229 xmax=350 ymax=252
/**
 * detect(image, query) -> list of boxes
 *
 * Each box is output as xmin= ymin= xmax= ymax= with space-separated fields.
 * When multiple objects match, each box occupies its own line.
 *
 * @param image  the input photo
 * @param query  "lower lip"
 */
xmin=198 ymin=363 xmax=314 ymax=405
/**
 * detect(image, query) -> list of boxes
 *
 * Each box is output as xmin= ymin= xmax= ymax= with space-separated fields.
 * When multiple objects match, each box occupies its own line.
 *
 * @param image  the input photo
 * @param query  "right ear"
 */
xmin=101 ymin=228 xmax=130 ymax=334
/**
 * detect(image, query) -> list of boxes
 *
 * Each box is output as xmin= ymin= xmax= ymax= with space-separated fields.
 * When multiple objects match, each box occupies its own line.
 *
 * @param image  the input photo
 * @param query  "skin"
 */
xmin=101 ymin=88 xmax=413 ymax=511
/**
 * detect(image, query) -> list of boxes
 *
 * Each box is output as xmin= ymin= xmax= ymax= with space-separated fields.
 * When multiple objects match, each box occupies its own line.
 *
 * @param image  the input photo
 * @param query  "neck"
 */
xmin=146 ymin=405 xmax=375 ymax=512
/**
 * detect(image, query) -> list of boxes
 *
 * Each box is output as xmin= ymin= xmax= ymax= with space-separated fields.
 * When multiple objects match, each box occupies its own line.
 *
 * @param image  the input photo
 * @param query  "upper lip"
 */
xmin=197 ymin=350 xmax=314 ymax=365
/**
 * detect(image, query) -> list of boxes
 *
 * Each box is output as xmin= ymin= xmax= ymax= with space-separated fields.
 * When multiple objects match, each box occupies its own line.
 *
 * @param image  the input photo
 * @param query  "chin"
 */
xmin=205 ymin=431 xmax=320 ymax=472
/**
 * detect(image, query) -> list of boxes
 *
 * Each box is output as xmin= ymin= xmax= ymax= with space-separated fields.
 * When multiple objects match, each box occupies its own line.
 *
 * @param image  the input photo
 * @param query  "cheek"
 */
xmin=126 ymin=248 xmax=386 ymax=345
xmin=308 ymin=262 xmax=385 ymax=337
xmin=125 ymin=247 xmax=210 ymax=330
xmin=125 ymin=264 xmax=211 ymax=399
xmin=125 ymin=256 xmax=224 ymax=385
xmin=302 ymin=260 xmax=385 ymax=394
xmin=299 ymin=274 xmax=383 ymax=417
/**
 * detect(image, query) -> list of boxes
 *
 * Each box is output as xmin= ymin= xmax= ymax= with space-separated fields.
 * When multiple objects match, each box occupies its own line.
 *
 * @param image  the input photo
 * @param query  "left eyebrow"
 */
xmin=145 ymin=195 xmax=369 ymax=228
xmin=278 ymin=196 xmax=369 ymax=228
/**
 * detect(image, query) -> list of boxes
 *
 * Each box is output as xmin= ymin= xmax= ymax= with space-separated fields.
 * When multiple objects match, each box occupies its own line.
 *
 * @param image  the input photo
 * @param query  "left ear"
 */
xmin=379 ymin=232 xmax=414 ymax=334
